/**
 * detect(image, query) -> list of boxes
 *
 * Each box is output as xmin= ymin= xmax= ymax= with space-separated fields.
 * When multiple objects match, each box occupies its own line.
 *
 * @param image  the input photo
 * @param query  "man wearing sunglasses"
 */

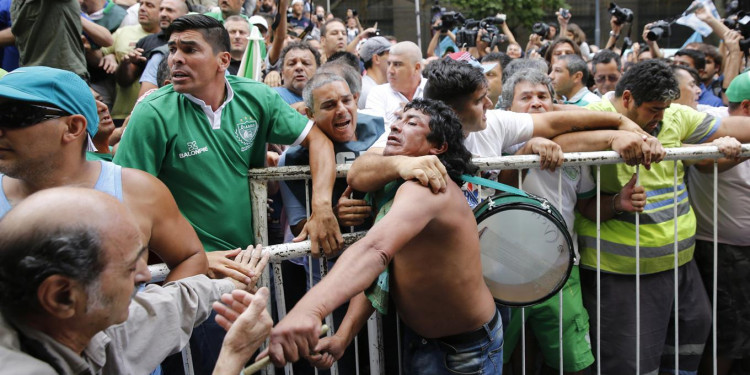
xmin=0 ymin=66 xmax=210 ymax=284
xmin=591 ymin=49 xmax=622 ymax=96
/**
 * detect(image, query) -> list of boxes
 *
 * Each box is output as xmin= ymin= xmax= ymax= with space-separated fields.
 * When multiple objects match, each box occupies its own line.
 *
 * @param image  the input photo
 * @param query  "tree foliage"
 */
xmin=442 ymin=0 xmax=570 ymax=29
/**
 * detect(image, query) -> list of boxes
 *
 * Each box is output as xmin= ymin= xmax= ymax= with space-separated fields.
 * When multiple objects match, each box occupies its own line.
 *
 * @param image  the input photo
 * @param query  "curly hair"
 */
xmin=403 ymin=98 xmax=478 ymax=185
xmin=614 ymin=59 xmax=679 ymax=105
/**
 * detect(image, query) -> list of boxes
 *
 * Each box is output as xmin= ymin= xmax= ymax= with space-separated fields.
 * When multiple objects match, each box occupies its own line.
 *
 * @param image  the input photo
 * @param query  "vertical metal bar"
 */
xmin=305 ymin=179 xmax=313 ymax=292
xmin=712 ymin=161 xmax=718 ymax=375
xmin=673 ymin=161 xmax=680 ymax=373
xmin=414 ymin=0 xmax=421 ymax=49
xmin=250 ymin=179 xmax=275 ymax=375
xmin=558 ymin=170 xmax=564 ymax=375
xmin=367 ymin=313 xmax=385 ymax=375
xmin=635 ymin=165 xmax=641 ymax=375
xmin=397 ymin=315 xmax=403 ymax=375
xmin=519 ymin=169 xmax=526 ymax=375
xmin=181 ymin=344 xmax=195 ymax=375
xmin=596 ymin=165 xmax=601 ymax=375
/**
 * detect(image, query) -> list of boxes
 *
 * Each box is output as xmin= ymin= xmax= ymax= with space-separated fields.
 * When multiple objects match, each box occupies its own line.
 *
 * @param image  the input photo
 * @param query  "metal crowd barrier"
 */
xmin=146 ymin=144 xmax=750 ymax=375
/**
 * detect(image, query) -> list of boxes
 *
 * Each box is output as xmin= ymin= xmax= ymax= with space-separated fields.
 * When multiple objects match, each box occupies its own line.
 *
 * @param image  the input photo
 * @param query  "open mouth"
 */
xmin=334 ymin=119 xmax=351 ymax=129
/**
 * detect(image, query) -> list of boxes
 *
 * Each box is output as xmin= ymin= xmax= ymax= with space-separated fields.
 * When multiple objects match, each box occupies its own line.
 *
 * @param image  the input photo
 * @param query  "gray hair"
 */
xmin=558 ymin=54 xmax=589 ymax=84
xmin=303 ymin=72 xmax=349 ymax=111
xmin=500 ymin=68 xmax=556 ymax=110
xmin=0 ymin=226 xmax=104 ymax=317
xmin=318 ymin=61 xmax=361 ymax=96
xmin=502 ymin=58 xmax=548 ymax=84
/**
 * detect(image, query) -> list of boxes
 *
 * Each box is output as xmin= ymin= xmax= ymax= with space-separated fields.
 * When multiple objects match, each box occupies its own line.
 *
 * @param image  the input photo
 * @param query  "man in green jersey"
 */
xmin=113 ymin=14 xmax=342 ymax=373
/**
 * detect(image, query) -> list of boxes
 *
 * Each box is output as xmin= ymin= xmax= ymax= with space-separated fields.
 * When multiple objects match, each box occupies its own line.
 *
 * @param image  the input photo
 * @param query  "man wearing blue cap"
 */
xmin=0 ymin=66 xmax=211 ymax=283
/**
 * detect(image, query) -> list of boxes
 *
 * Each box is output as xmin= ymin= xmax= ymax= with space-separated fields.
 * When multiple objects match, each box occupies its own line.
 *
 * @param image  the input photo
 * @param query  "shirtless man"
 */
xmin=265 ymin=99 xmax=502 ymax=374
xmin=0 ymin=66 xmax=209 ymax=283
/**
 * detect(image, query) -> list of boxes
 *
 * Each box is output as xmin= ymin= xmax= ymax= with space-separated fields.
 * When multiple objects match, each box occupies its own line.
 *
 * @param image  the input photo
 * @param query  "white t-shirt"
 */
xmin=521 ymin=166 xmax=596 ymax=264
xmin=463 ymin=109 xmax=534 ymax=157
xmin=364 ymin=77 xmax=427 ymax=129
xmin=359 ymin=74 xmax=377 ymax=109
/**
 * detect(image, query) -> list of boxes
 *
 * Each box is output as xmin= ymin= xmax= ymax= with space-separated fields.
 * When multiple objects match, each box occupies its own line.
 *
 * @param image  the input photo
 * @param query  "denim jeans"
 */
xmin=402 ymin=309 xmax=504 ymax=375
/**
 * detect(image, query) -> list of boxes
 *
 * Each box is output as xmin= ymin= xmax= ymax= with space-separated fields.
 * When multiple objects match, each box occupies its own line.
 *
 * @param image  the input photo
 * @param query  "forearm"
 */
xmin=722 ymin=52 xmax=742 ymax=94
xmin=531 ymin=111 xmax=623 ymax=138
xmin=578 ymin=194 xmax=619 ymax=222
xmin=164 ymin=251 xmax=210 ymax=282
xmin=427 ymin=33 xmax=440 ymax=58
xmin=336 ymin=293 xmax=376 ymax=344
xmin=710 ymin=117 xmax=750 ymax=143
xmin=604 ymin=34 xmax=618 ymax=50
xmin=115 ymin=60 xmax=142 ymax=86
xmin=501 ymin=23 xmax=517 ymax=45
xmin=213 ymin=352 xmax=248 ymax=375
xmin=81 ymin=17 xmax=114 ymax=47
xmin=552 ymin=130 xmax=618 ymax=152
xmin=290 ymin=239 xmax=388 ymax=320
xmin=307 ymin=132 xmax=336 ymax=212
xmin=347 ymin=153 xmax=402 ymax=192
xmin=646 ymin=41 xmax=662 ymax=58
xmin=269 ymin=10 xmax=287 ymax=65
xmin=0 ymin=28 xmax=14 ymax=47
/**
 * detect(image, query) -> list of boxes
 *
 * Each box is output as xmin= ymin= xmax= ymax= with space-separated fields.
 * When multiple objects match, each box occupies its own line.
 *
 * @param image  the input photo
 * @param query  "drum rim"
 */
xmin=475 ymin=196 xmax=575 ymax=307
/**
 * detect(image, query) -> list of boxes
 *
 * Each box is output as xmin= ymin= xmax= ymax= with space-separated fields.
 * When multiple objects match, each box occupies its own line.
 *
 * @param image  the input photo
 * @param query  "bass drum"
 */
xmin=474 ymin=192 xmax=574 ymax=307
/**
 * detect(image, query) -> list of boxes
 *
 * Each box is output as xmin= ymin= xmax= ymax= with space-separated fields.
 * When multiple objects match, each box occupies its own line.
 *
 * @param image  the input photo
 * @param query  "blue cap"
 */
xmin=0 ymin=67 xmax=98 ymax=138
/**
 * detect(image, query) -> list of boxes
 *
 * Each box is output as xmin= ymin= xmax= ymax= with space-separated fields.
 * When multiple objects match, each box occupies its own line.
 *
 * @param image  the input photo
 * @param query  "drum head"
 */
xmin=476 ymin=194 xmax=574 ymax=307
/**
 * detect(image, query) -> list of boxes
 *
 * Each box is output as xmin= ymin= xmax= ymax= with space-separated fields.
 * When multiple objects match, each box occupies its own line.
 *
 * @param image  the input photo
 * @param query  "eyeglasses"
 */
xmin=594 ymin=74 xmax=620 ymax=83
xmin=0 ymin=102 xmax=69 ymax=129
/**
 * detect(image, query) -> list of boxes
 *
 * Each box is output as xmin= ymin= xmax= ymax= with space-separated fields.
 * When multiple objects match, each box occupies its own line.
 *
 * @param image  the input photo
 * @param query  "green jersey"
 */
xmin=114 ymin=76 xmax=311 ymax=251
xmin=576 ymin=100 xmax=720 ymax=274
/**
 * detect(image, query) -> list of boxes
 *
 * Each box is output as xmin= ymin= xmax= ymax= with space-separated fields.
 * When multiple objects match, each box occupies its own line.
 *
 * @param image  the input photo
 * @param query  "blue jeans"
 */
xmin=402 ymin=309 xmax=504 ymax=375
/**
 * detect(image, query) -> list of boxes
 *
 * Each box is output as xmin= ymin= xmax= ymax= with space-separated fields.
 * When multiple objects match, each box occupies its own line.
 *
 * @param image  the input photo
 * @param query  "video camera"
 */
xmin=646 ymin=20 xmax=671 ymax=42
xmin=433 ymin=11 xmax=465 ymax=33
xmin=532 ymin=22 xmax=550 ymax=38
xmin=455 ymin=17 xmax=507 ymax=49
xmin=609 ymin=2 xmax=634 ymax=25
xmin=724 ymin=11 xmax=750 ymax=54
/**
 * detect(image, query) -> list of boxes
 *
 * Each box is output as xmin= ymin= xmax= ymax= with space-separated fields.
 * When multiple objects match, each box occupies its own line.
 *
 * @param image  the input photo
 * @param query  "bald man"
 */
xmin=364 ymin=41 xmax=426 ymax=129
xmin=0 ymin=187 xmax=270 ymax=375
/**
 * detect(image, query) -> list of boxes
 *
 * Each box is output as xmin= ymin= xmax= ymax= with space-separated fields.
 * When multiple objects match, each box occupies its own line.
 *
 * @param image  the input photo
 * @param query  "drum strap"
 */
xmin=461 ymin=174 xmax=529 ymax=197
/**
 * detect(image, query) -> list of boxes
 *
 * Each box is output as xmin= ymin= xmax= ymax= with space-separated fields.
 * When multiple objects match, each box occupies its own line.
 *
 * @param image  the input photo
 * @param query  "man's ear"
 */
xmin=742 ymin=99 xmax=750 ymax=116
xmin=217 ymin=51 xmax=232 ymax=72
xmin=37 ymin=275 xmax=82 ymax=319
xmin=62 ymin=115 xmax=88 ymax=145
xmin=430 ymin=142 xmax=448 ymax=156
xmin=573 ymin=71 xmax=584 ymax=83
xmin=621 ymin=90 xmax=633 ymax=108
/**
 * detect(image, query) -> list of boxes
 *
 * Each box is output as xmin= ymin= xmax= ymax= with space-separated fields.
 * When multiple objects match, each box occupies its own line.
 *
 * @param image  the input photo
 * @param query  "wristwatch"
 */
xmin=609 ymin=30 xmax=620 ymax=38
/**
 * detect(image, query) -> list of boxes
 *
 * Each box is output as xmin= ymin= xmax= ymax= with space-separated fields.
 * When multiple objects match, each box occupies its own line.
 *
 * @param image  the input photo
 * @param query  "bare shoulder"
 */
xmin=120 ymin=167 xmax=173 ymax=205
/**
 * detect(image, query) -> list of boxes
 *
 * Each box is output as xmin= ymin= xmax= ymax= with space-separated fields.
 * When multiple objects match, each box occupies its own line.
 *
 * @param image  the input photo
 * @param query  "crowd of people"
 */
xmin=0 ymin=0 xmax=750 ymax=374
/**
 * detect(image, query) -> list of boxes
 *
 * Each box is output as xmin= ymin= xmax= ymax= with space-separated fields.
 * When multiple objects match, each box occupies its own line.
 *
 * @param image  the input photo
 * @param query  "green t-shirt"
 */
xmin=576 ymin=99 xmax=720 ymax=274
xmin=113 ymin=76 xmax=311 ymax=251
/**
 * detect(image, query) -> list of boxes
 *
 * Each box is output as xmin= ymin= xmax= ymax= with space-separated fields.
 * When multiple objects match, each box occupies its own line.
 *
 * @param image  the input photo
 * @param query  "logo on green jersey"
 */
xmin=179 ymin=141 xmax=209 ymax=159
xmin=235 ymin=117 xmax=258 ymax=152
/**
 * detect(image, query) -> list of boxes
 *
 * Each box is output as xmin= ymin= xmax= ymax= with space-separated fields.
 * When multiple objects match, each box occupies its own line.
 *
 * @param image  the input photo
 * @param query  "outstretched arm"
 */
xmin=265 ymin=181 xmax=443 ymax=367
xmin=553 ymin=129 xmax=665 ymax=168
xmin=298 ymin=126 xmax=344 ymax=257
xmin=307 ymin=293 xmax=375 ymax=369
xmin=530 ymin=110 xmax=647 ymax=139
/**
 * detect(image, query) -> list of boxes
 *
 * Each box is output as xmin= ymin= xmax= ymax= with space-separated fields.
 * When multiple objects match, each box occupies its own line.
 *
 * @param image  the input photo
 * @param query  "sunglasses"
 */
xmin=594 ymin=74 xmax=620 ymax=83
xmin=0 ymin=102 xmax=69 ymax=129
